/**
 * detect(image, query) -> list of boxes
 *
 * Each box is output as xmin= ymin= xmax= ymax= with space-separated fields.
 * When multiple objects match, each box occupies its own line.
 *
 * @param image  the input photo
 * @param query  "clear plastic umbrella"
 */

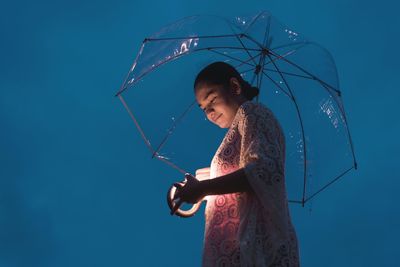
xmin=116 ymin=11 xmax=357 ymax=215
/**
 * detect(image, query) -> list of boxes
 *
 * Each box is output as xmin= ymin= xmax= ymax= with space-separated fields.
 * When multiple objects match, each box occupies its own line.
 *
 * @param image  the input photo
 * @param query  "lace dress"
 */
xmin=202 ymin=101 xmax=300 ymax=267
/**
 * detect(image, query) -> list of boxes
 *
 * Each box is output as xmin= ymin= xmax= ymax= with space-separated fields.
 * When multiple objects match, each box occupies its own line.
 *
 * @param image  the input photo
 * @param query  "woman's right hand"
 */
xmin=169 ymin=167 xmax=210 ymax=215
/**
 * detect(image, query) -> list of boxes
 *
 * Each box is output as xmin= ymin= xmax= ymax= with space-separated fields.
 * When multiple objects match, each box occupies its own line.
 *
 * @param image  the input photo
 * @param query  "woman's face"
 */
xmin=195 ymin=81 xmax=243 ymax=128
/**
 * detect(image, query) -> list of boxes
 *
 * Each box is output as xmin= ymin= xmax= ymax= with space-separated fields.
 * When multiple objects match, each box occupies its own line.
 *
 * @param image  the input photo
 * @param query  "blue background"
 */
xmin=1 ymin=0 xmax=399 ymax=266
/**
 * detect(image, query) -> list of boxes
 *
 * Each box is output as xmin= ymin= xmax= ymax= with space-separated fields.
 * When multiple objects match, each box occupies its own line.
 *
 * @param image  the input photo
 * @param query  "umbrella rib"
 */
xmin=152 ymin=100 xmax=198 ymax=158
xmin=266 ymin=52 xmax=308 ymax=205
xmin=117 ymin=49 xmax=191 ymax=95
xmin=260 ymin=49 xmax=297 ymax=71
xmin=116 ymin=42 xmax=146 ymax=96
xmin=263 ymin=68 xmax=314 ymax=80
xmin=242 ymin=34 xmax=264 ymax=49
xmin=234 ymin=52 xmax=262 ymax=69
xmin=261 ymin=70 xmax=292 ymax=99
xmin=234 ymin=34 xmax=258 ymax=65
xmin=262 ymin=15 xmax=271 ymax=48
xmin=208 ymin=48 xmax=257 ymax=67
xmin=318 ymin=82 xmax=345 ymax=112
xmin=229 ymin=11 xmax=263 ymax=39
xmin=304 ymin=166 xmax=355 ymax=203
xmin=315 ymin=78 xmax=342 ymax=97
xmin=318 ymin=90 xmax=358 ymax=170
xmin=120 ymin=90 xmax=189 ymax=176
xmin=249 ymin=52 xmax=264 ymax=89
xmin=268 ymin=49 xmax=341 ymax=95
xmin=337 ymin=108 xmax=358 ymax=169
xmin=117 ymin=46 xmax=260 ymax=95
xmin=316 ymin=81 xmax=357 ymax=168
xmin=118 ymin=94 xmax=155 ymax=154
xmin=244 ymin=11 xmax=264 ymax=32
xmin=270 ymin=41 xmax=309 ymax=51
xmin=267 ymin=48 xmax=343 ymax=103
xmin=267 ymin=48 xmax=355 ymax=171
xmin=240 ymin=67 xmax=257 ymax=75
xmin=145 ymin=34 xmax=240 ymax=41
xmin=154 ymin=154 xmax=187 ymax=175
xmin=266 ymin=48 xmax=357 ymax=204
xmin=264 ymin=45 xmax=305 ymax=68
xmin=259 ymin=52 xmax=270 ymax=90
xmin=199 ymin=46 xmax=261 ymax=52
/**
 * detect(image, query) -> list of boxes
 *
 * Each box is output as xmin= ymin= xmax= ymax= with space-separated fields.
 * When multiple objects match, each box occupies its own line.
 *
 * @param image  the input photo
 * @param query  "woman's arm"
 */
xmin=201 ymin=168 xmax=252 ymax=195
xmin=174 ymin=168 xmax=252 ymax=204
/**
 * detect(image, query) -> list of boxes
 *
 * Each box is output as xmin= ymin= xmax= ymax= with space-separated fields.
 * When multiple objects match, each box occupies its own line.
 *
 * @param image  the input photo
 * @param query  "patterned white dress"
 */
xmin=202 ymin=101 xmax=300 ymax=267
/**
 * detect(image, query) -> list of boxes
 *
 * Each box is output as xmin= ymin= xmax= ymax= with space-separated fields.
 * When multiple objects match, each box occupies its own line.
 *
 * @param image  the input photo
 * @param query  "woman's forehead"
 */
xmin=196 ymin=85 xmax=222 ymax=104
xmin=196 ymin=83 xmax=225 ymax=97
xmin=196 ymin=86 xmax=215 ymax=98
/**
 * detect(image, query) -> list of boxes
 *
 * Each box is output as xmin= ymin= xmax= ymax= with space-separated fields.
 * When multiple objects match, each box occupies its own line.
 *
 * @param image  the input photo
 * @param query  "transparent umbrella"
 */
xmin=116 ymin=11 xmax=357 ymax=216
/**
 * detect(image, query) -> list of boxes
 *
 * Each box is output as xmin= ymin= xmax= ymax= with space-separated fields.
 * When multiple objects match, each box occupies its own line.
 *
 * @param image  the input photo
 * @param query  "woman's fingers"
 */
xmin=196 ymin=168 xmax=210 ymax=181
xmin=172 ymin=182 xmax=185 ymax=199
xmin=170 ymin=199 xmax=183 ymax=215
xmin=185 ymin=173 xmax=196 ymax=181
xmin=170 ymin=173 xmax=199 ymax=215
xmin=172 ymin=173 xmax=198 ymax=202
xmin=196 ymin=167 xmax=210 ymax=176
xmin=196 ymin=173 xmax=209 ymax=181
xmin=173 ymin=182 xmax=184 ymax=188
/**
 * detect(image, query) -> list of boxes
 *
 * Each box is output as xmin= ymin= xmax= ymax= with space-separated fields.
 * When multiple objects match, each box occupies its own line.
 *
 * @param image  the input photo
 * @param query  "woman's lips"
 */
xmin=214 ymin=114 xmax=222 ymax=122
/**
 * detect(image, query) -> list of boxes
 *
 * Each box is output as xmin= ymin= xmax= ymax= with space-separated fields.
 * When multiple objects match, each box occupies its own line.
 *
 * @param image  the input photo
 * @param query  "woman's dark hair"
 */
xmin=194 ymin=61 xmax=260 ymax=101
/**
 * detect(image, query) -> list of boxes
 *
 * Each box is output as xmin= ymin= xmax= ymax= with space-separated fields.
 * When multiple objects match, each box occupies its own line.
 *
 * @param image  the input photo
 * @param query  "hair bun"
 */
xmin=242 ymin=81 xmax=260 ymax=100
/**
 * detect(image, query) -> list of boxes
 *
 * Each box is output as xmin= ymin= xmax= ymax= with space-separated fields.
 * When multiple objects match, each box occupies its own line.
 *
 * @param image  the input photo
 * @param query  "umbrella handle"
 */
xmin=167 ymin=184 xmax=202 ymax=217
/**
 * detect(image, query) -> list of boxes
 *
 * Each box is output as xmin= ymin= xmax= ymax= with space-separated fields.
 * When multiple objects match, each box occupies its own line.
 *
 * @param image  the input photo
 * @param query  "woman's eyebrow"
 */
xmin=198 ymin=89 xmax=216 ymax=108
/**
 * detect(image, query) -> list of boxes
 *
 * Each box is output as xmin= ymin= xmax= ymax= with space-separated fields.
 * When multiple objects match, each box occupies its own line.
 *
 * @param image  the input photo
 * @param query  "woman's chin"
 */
xmin=217 ymin=121 xmax=230 ymax=129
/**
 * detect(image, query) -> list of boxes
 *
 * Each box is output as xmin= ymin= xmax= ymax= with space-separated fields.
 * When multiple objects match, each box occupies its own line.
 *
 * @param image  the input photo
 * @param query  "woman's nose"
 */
xmin=207 ymin=110 xmax=216 ymax=121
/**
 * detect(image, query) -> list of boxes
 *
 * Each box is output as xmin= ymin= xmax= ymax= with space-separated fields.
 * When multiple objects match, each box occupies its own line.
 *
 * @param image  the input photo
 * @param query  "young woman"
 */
xmin=173 ymin=62 xmax=300 ymax=266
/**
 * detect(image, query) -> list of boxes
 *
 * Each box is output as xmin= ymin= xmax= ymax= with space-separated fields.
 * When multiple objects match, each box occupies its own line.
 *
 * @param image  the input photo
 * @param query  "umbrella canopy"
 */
xmin=116 ymin=11 xmax=357 ymax=205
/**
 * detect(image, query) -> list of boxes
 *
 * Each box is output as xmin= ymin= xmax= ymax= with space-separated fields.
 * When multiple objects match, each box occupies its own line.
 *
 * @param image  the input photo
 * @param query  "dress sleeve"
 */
xmin=238 ymin=104 xmax=288 ymax=218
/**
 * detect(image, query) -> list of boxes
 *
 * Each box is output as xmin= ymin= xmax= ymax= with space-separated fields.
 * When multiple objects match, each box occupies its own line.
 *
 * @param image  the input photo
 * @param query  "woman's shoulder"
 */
xmin=236 ymin=101 xmax=285 ymax=145
xmin=231 ymin=101 xmax=267 ymax=129
xmin=239 ymin=101 xmax=274 ymax=119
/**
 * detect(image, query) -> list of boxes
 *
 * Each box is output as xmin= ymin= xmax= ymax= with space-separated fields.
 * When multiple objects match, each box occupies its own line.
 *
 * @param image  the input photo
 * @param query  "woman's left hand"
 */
xmin=173 ymin=174 xmax=205 ymax=204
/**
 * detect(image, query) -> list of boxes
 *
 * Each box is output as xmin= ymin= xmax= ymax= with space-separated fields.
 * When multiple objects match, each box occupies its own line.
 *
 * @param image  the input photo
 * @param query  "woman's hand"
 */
xmin=173 ymin=174 xmax=205 ymax=204
xmin=195 ymin=167 xmax=210 ymax=181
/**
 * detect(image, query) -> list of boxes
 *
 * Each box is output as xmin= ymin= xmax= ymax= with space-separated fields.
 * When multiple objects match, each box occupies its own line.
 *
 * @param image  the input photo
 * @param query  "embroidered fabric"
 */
xmin=202 ymin=101 xmax=300 ymax=267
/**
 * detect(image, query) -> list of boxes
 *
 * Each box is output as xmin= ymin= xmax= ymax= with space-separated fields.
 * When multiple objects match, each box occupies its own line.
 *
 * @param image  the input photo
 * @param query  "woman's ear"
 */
xmin=229 ymin=77 xmax=242 ymax=95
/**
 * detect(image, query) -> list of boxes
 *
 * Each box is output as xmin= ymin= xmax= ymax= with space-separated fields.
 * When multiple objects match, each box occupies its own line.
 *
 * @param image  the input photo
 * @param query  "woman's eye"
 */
xmin=202 ymin=96 xmax=217 ymax=114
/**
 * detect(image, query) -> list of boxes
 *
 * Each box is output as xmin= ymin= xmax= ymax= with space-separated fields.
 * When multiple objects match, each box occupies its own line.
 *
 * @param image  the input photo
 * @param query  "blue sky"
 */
xmin=1 ymin=0 xmax=399 ymax=266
